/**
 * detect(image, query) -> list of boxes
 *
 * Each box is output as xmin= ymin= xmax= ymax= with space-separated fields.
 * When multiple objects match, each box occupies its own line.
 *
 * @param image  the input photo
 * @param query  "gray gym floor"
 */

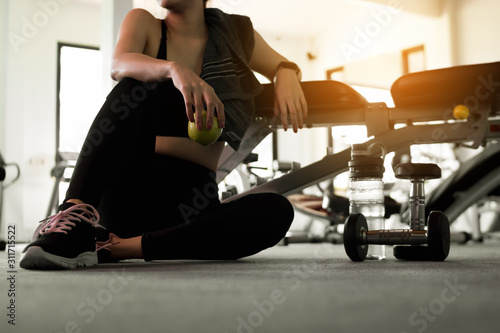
xmin=1 ymin=239 xmax=499 ymax=333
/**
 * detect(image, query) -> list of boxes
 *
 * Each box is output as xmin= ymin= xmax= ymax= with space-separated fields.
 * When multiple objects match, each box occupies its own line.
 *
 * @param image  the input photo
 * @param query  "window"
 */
xmin=326 ymin=66 xmax=344 ymax=82
xmin=53 ymin=43 xmax=103 ymax=207
xmin=402 ymin=45 xmax=425 ymax=74
xmin=56 ymin=43 xmax=103 ymax=156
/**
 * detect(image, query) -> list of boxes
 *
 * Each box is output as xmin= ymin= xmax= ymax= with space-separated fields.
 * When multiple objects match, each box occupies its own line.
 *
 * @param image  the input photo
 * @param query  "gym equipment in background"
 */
xmin=0 ymin=151 xmax=21 ymax=251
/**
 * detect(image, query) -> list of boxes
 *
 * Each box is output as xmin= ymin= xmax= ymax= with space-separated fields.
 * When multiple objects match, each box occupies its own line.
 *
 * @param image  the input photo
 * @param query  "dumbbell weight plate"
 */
xmin=393 ymin=244 xmax=431 ymax=260
xmin=343 ymin=213 xmax=368 ymax=261
xmin=394 ymin=163 xmax=441 ymax=180
xmin=393 ymin=212 xmax=450 ymax=261
xmin=427 ymin=211 xmax=450 ymax=261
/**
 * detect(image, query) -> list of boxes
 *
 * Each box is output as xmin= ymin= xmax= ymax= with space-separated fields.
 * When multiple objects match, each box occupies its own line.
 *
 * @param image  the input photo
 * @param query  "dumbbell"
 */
xmin=343 ymin=163 xmax=450 ymax=262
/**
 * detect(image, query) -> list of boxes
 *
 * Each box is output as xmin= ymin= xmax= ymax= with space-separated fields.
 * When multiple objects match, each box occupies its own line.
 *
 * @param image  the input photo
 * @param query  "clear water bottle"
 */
xmin=348 ymin=143 xmax=386 ymax=260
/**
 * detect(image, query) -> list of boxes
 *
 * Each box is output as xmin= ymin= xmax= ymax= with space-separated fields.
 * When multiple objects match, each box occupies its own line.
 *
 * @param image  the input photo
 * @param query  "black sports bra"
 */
xmin=157 ymin=20 xmax=167 ymax=60
xmin=154 ymin=20 xmax=190 ymax=138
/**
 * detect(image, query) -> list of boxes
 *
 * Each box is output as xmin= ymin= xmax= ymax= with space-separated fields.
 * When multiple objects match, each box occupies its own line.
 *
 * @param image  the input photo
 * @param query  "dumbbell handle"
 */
xmin=409 ymin=180 xmax=427 ymax=230
xmin=361 ymin=229 xmax=428 ymax=245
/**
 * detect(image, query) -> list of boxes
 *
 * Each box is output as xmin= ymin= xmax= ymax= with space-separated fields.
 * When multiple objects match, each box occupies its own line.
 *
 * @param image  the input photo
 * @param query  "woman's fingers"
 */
xmin=275 ymin=94 xmax=307 ymax=133
xmin=273 ymin=74 xmax=308 ymax=132
xmin=183 ymin=83 xmax=225 ymax=131
xmin=193 ymin=87 xmax=205 ymax=130
xmin=183 ymin=88 xmax=195 ymax=123
xmin=274 ymin=98 xmax=288 ymax=131
xmin=201 ymin=87 xmax=225 ymax=130
xmin=206 ymin=93 xmax=225 ymax=129
xmin=172 ymin=62 xmax=224 ymax=130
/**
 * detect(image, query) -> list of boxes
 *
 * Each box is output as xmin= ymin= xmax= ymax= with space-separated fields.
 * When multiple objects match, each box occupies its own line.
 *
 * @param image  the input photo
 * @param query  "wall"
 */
xmin=2 ymin=0 xmax=101 ymax=240
xmin=454 ymin=0 xmax=500 ymax=65
xmin=0 ymin=1 xmax=7 ymax=153
xmin=312 ymin=0 xmax=499 ymax=85
xmin=312 ymin=0 xmax=455 ymax=87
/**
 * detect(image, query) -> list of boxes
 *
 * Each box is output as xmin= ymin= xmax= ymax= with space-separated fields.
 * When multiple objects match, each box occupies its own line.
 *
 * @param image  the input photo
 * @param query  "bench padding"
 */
xmin=391 ymin=62 xmax=500 ymax=107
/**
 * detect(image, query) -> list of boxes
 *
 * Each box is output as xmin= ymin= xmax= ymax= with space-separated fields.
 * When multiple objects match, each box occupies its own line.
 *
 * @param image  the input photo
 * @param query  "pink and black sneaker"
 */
xmin=20 ymin=202 xmax=100 ymax=270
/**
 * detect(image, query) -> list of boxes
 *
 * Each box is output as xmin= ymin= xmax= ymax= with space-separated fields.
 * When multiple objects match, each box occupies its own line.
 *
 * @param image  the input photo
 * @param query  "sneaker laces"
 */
xmin=96 ymin=233 xmax=119 ymax=252
xmin=34 ymin=204 xmax=100 ymax=239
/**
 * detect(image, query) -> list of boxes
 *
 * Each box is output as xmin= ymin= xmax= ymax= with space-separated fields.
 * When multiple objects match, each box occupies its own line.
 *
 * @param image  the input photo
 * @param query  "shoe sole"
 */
xmin=20 ymin=246 xmax=98 ymax=270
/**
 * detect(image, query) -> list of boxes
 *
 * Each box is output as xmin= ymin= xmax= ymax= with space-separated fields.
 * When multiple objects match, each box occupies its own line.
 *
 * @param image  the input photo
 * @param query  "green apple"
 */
xmin=187 ymin=110 xmax=222 ymax=146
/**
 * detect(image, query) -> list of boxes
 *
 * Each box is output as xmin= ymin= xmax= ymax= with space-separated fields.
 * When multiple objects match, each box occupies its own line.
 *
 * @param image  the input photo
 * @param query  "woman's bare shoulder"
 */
xmin=121 ymin=8 xmax=162 ymax=47
xmin=114 ymin=8 xmax=163 ymax=59
xmin=122 ymin=8 xmax=160 ymax=29
xmin=125 ymin=8 xmax=158 ymax=21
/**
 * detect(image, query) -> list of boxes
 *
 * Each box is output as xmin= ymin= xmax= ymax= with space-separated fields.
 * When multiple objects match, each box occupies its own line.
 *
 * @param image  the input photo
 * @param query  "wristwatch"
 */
xmin=275 ymin=61 xmax=301 ymax=77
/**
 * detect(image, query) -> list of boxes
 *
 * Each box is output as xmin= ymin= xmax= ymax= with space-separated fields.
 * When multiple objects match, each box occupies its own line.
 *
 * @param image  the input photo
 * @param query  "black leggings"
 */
xmin=65 ymin=78 xmax=294 ymax=260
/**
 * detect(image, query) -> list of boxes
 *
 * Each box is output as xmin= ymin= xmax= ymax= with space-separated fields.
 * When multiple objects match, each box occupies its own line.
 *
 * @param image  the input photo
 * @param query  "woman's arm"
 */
xmin=110 ymin=9 xmax=170 ymax=82
xmin=249 ymin=31 xmax=308 ymax=132
xmin=110 ymin=9 xmax=224 ymax=129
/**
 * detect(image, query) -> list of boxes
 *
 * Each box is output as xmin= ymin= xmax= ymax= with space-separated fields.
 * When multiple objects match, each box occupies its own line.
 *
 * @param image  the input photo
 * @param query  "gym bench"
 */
xmin=217 ymin=61 xmax=500 ymax=228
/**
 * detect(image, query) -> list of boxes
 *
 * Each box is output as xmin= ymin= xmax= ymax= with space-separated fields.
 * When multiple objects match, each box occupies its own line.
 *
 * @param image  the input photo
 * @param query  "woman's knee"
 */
xmin=248 ymin=192 xmax=295 ymax=229
xmin=266 ymin=192 xmax=294 ymax=222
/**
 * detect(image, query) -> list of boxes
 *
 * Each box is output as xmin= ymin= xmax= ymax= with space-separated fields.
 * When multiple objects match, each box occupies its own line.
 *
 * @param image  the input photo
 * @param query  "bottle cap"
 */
xmin=348 ymin=157 xmax=385 ymax=178
xmin=349 ymin=143 xmax=385 ymax=178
